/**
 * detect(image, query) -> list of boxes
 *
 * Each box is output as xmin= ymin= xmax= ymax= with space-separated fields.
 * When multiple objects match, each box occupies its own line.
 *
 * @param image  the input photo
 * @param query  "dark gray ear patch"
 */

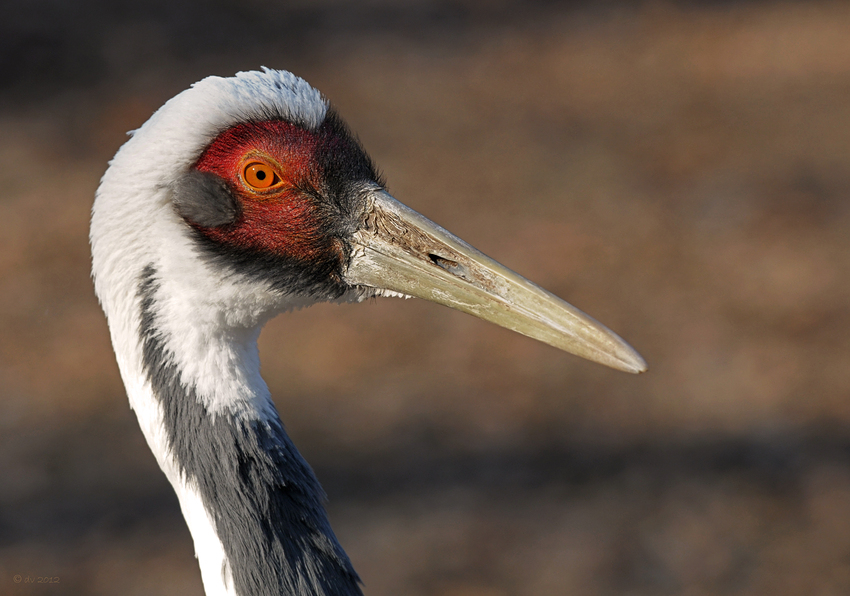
xmin=172 ymin=170 xmax=240 ymax=227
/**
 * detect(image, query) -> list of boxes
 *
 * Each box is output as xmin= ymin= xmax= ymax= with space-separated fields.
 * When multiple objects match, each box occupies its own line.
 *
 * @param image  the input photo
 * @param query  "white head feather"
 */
xmin=91 ymin=68 xmax=329 ymax=418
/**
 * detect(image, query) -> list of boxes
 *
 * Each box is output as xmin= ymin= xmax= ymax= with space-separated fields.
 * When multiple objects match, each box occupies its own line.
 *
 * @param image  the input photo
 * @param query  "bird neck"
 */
xmin=122 ymin=264 xmax=361 ymax=596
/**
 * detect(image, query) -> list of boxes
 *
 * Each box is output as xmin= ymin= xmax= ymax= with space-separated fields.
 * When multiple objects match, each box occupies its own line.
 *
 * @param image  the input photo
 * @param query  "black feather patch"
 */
xmin=137 ymin=265 xmax=363 ymax=596
xmin=172 ymin=170 xmax=241 ymax=227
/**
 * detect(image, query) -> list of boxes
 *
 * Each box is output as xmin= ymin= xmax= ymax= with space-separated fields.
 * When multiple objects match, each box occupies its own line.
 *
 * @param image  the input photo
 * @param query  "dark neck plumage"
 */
xmin=137 ymin=265 xmax=362 ymax=596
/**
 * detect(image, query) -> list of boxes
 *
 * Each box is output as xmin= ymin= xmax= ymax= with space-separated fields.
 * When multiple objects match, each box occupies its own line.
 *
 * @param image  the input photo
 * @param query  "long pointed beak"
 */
xmin=343 ymin=189 xmax=647 ymax=374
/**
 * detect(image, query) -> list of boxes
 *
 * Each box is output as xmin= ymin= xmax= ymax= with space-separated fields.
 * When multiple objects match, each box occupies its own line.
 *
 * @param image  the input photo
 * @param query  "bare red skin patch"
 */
xmin=193 ymin=120 xmax=332 ymax=263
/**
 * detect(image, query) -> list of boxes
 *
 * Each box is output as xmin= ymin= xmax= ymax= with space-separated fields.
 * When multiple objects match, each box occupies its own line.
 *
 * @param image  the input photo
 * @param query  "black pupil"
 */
xmin=256 ymin=169 xmax=267 ymax=181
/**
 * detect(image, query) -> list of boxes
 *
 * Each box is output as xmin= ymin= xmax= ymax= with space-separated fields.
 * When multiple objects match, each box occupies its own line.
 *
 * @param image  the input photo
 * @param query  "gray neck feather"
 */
xmin=137 ymin=264 xmax=362 ymax=596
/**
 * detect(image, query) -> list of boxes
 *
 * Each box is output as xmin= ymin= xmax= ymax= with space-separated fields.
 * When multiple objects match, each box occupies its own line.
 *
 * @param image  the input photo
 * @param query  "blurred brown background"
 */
xmin=2 ymin=1 xmax=849 ymax=594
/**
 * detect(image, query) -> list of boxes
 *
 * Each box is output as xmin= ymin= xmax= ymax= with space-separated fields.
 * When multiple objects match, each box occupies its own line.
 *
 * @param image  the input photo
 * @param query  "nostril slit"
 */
xmin=429 ymin=254 xmax=458 ymax=268
xmin=429 ymin=253 xmax=474 ymax=282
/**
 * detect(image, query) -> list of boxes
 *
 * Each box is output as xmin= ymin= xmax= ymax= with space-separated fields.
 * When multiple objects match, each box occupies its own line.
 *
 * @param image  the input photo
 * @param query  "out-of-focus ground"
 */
xmin=2 ymin=1 xmax=850 ymax=594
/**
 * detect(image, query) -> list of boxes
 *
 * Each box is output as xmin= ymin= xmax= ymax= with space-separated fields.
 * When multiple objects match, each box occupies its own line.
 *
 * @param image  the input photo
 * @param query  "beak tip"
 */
xmin=618 ymin=350 xmax=648 ymax=374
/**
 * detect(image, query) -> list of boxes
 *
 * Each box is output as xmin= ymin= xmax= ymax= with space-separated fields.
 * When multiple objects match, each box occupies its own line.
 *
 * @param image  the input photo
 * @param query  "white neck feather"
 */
xmin=112 ymin=268 xmax=288 ymax=595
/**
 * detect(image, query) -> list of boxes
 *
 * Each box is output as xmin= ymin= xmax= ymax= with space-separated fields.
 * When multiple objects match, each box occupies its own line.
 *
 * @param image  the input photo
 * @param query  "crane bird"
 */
xmin=91 ymin=68 xmax=646 ymax=596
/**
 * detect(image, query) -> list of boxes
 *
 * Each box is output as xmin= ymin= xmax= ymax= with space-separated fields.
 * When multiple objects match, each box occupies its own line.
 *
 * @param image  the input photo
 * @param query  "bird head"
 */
xmin=91 ymin=68 xmax=645 ymax=373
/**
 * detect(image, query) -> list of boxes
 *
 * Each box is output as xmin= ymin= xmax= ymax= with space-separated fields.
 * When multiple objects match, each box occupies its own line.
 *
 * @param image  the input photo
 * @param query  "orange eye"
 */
xmin=243 ymin=161 xmax=280 ymax=190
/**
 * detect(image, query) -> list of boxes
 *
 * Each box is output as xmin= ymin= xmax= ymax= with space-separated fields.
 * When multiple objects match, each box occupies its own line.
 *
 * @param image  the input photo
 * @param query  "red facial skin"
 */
xmin=193 ymin=120 xmax=337 ymax=264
